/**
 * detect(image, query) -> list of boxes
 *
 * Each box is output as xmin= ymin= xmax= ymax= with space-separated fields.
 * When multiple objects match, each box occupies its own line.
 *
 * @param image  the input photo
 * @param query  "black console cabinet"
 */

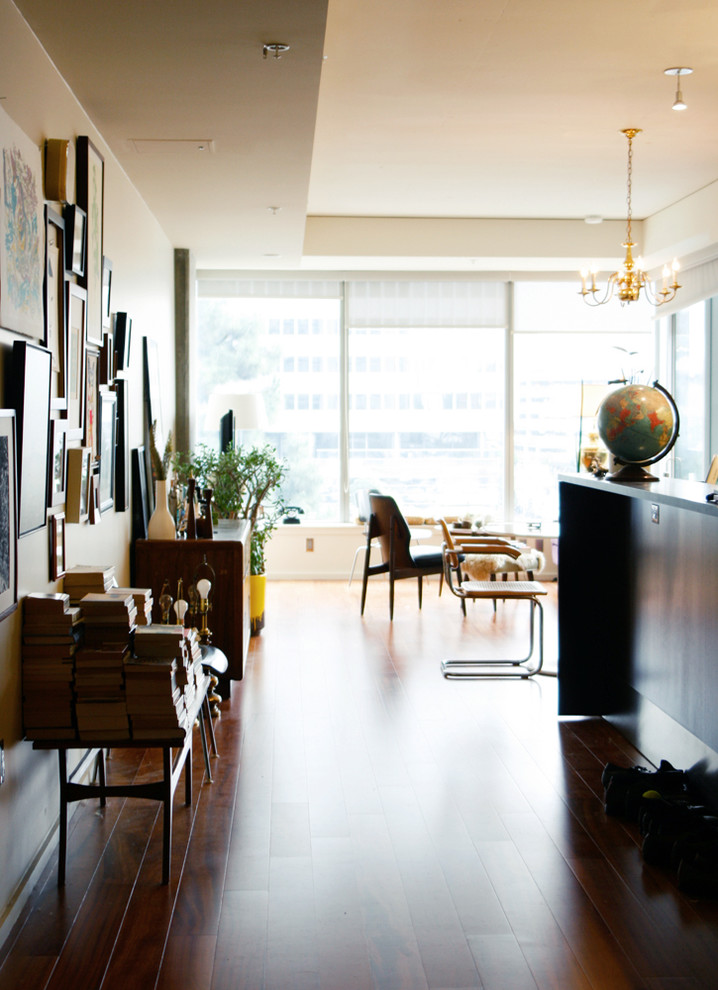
xmin=559 ymin=474 xmax=718 ymax=793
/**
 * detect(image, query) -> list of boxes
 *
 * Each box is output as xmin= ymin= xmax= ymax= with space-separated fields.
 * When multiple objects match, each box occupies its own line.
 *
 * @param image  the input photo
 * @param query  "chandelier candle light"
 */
xmin=579 ymin=129 xmax=681 ymax=307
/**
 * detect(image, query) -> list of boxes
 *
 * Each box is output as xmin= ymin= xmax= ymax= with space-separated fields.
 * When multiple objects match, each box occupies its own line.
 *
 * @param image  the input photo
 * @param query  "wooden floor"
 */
xmin=2 ymin=578 xmax=718 ymax=989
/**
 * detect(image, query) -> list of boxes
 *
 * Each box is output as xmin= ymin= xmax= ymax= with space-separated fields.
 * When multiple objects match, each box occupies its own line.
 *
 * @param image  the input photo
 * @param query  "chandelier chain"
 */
xmin=625 ymin=132 xmax=633 ymax=245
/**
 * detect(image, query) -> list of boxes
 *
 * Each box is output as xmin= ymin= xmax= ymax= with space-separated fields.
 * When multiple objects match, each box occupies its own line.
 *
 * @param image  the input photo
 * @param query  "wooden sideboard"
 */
xmin=558 ymin=473 xmax=718 ymax=799
xmin=135 ymin=521 xmax=251 ymax=681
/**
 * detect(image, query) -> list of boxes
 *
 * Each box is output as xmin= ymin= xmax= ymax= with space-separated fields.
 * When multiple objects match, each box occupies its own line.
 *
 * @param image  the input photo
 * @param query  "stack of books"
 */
xmin=63 ymin=564 xmax=116 ymax=605
xmin=127 ymin=626 xmax=191 ymax=738
xmin=80 ymin=592 xmax=138 ymax=649
xmin=109 ymin=587 xmax=153 ymax=625
xmin=22 ymin=593 xmax=82 ymax=740
xmin=72 ymin=592 xmax=137 ymax=740
xmin=74 ymin=643 xmax=130 ymax=740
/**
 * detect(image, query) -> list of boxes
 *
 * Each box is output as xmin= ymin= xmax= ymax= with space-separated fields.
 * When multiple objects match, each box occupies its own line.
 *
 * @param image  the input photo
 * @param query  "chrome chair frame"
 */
xmin=439 ymin=521 xmax=548 ymax=679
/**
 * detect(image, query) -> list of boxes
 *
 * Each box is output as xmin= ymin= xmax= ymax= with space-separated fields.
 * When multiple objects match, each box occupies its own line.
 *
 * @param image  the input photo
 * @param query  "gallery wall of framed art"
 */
xmin=0 ymin=16 xmax=177 ymax=939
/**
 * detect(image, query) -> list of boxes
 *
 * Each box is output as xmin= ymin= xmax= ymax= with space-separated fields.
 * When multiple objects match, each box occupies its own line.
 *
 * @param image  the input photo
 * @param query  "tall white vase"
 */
xmin=147 ymin=479 xmax=176 ymax=540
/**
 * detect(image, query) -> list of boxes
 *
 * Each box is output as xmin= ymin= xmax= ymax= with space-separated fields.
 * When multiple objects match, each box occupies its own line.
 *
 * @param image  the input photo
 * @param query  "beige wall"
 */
xmin=0 ymin=0 xmax=174 ymax=935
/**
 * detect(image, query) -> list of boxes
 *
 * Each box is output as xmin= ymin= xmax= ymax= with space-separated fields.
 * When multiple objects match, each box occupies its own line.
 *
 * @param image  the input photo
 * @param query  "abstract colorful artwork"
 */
xmin=0 ymin=105 xmax=43 ymax=339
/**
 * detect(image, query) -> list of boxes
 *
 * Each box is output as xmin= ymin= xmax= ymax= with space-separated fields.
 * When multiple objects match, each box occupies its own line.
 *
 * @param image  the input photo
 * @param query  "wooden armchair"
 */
xmin=360 ymin=494 xmax=444 ymax=620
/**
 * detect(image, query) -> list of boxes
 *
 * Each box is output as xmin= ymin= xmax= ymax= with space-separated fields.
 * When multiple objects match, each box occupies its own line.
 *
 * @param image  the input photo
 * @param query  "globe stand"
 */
xmin=606 ymin=462 xmax=659 ymax=483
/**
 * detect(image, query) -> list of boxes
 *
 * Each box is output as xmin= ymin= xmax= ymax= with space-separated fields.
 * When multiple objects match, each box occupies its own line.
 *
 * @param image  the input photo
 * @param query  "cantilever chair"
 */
xmin=438 ymin=520 xmax=548 ymax=678
xmin=360 ymin=493 xmax=444 ymax=620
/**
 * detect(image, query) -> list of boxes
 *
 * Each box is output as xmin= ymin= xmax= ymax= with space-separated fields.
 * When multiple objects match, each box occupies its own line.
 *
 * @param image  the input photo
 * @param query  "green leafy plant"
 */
xmin=173 ymin=442 xmax=288 ymax=574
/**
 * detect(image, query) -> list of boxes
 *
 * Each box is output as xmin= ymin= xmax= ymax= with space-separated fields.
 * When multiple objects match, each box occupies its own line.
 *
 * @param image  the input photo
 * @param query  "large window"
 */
xmin=197 ymin=279 xmax=657 ymax=523
xmin=196 ymin=293 xmax=342 ymax=518
xmin=512 ymin=283 xmax=653 ymax=520
xmin=348 ymin=325 xmax=505 ymax=518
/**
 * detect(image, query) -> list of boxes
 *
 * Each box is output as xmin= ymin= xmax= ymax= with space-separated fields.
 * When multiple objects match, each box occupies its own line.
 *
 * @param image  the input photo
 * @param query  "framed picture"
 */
xmin=63 ymin=203 xmax=86 ymax=277
xmin=114 ymin=378 xmax=130 ymax=512
xmin=84 ymin=347 xmax=100 ymax=462
xmin=50 ymin=512 xmax=66 ymax=580
xmin=45 ymin=208 xmax=66 ymax=409
xmin=102 ymin=256 xmax=112 ymax=330
xmin=143 ymin=336 xmax=164 ymax=444
xmin=9 ymin=341 xmax=52 ymax=537
xmin=48 ymin=419 xmax=68 ymax=507
xmin=98 ymin=388 xmax=117 ymax=513
xmin=0 ymin=410 xmax=18 ymax=622
xmin=76 ymin=136 xmax=104 ymax=346
xmin=88 ymin=472 xmax=102 ymax=525
xmin=131 ymin=445 xmax=149 ymax=542
xmin=0 ymin=105 xmax=44 ymax=340
xmin=100 ymin=328 xmax=114 ymax=386
xmin=66 ymin=446 xmax=91 ymax=523
xmin=66 ymin=282 xmax=86 ymax=433
xmin=114 ymin=312 xmax=132 ymax=373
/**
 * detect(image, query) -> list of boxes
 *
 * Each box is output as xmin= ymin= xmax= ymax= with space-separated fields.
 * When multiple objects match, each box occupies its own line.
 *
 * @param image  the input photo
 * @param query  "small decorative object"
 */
xmin=597 ymin=381 xmax=679 ymax=482
xmin=174 ymin=598 xmax=188 ymax=625
xmin=147 ymin=422 xmax=176 ymax=540
xmin=283 ymin=506 xmax=304 ymax=524
xmin=159 ymin=579 xmax=173 ymax=624
xmin=197 ymin=488 xmax=214 ymax=538
xmin=191 ymin=554 xmax=216 ymax=645
xmin=185 ymin=477 xmax=197 ymax=539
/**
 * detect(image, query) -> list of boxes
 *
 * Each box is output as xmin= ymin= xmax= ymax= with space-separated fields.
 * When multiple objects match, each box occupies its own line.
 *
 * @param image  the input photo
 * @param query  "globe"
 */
xmin=596 ymin=382 xmax=679 ymax=481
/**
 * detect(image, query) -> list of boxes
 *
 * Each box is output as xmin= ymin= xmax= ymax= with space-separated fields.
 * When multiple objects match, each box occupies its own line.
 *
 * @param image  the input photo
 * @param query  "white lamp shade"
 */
xmin=204 ymin=387 xmax=267 ymax=432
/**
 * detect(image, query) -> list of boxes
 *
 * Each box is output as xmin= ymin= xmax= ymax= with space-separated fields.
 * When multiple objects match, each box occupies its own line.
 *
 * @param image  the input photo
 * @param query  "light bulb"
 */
xmin=174 ymin=599 xmax=188 ymax=622
xmin=197 ymin=578 xmax=211 ymax=601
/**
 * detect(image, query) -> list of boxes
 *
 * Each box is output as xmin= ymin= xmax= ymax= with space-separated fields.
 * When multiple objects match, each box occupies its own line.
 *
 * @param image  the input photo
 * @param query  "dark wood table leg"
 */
xmin=198 ymin=706 xmax=212 ymax=782
xmin=57 ymin=750 xmax=68 ymax=887
xmin=162 ymin=747 xmax=172 ymax=885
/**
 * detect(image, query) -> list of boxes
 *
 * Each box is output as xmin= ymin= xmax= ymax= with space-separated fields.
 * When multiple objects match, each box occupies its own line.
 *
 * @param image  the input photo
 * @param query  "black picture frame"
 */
xmin=102 ymin=256 xmax=112 ymax=331
xmin=114 ymin=378 xmax=130 ymax=512
xmin=50 ymin=511 xmax=66 ymax=580
xmin=45 ymin=208 xmax=67 ymax=409
xmin=131 ymin=445 xmax=149 ymax=542
xmin=63 ymin=203 xmax=86 ymax=277
xmin=0 ymin=410 xmax=18 ymax=622
xmin=98 ymin=388 xmax=117 ymax=513
xmin=114 ymin=312 xmax=132 ymax=373
xmin=76 ymin=136 xmax=104 ymax=347
xmin=10 ymin=341 xmax=52 ymax=537
xmin=65 ymin=282 xmax=87 ymax=433
xmin=143 ymin=335 xmax=163 ymax=448
xmin=48 ymin=418 xmax=68 ymax=508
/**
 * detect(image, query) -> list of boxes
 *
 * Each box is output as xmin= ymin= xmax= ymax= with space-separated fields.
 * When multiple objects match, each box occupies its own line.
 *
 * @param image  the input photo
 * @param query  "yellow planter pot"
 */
xmin=250 ymin=573 xmax=266 ymax=636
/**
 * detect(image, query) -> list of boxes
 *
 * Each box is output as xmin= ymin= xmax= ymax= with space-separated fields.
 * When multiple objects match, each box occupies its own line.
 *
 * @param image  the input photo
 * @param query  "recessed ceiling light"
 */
xmin=584 ymin=215 xmax=603 ymax=225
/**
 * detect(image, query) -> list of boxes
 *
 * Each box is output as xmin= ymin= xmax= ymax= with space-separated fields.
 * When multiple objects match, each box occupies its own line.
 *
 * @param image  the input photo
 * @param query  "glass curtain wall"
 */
xmin=196 ymin=278 xmax=657 ymax=523
xmin=512 ymin=283 xmax=654 ymax=521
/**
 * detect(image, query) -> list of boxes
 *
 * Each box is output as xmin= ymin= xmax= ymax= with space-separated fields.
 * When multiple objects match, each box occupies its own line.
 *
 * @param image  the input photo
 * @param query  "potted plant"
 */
xmin=173 ymin=442 xmax=288 ymax=633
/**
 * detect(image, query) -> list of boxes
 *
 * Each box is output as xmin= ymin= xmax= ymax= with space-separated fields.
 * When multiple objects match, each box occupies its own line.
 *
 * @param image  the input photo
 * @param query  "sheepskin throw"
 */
xmin=462 ymin=548 xmax=545 ymax=581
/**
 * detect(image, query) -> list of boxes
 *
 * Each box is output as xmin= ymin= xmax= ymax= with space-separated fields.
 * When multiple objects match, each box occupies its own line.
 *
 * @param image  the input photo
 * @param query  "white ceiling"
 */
xmin=12 ymin=0 xmax=718 ymax=271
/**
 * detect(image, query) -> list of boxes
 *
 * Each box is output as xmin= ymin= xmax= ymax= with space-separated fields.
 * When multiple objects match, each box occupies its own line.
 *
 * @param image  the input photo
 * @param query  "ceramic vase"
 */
xmin=147 ymin=479 xmax=176 ymax=540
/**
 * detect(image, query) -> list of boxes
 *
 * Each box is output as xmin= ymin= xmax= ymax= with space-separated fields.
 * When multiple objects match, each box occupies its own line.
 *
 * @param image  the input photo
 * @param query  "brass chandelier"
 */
xmin=579 ymin=128 xmax=681 ymax=307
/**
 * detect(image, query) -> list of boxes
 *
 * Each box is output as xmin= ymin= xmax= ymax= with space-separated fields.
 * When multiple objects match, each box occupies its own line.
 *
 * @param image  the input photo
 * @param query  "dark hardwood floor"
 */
xmin=2 ymin=578 xmax=718 ymax=989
